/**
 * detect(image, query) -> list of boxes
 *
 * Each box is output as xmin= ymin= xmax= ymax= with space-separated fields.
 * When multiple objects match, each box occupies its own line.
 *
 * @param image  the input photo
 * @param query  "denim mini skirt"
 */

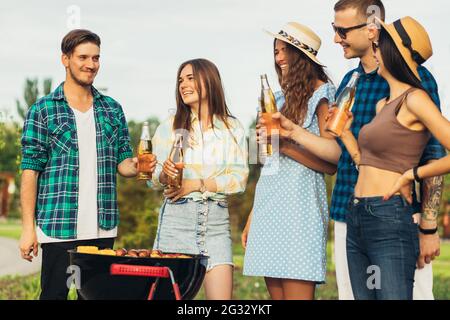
xmin=153 ymin=197 xmax=233 ymax=271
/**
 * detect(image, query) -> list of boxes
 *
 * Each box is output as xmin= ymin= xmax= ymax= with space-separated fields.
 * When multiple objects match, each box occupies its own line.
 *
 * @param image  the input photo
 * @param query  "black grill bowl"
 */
xmin=68 ymin=250 xmax=207 ymax=300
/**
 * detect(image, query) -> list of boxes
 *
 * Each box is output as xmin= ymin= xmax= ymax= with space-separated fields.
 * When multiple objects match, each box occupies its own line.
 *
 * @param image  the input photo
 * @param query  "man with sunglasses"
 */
xmin=332 ymin=22 xmax=368 ymax=41
xmin=330 ymin=0 xmax=446 ymax=300
xmin=283 ymin=0 xmax=445 ymax=300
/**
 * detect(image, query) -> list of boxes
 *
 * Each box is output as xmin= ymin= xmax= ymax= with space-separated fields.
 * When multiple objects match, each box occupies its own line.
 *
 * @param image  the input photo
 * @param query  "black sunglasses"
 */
xmin=371 ymin=41 xmax=379 ymax=53
xmin=332 ymin=22 xmax=368 ymax=39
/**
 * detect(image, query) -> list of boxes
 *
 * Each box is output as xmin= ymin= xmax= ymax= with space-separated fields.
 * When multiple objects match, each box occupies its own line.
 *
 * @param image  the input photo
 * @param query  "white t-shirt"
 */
xmin=37 ymin=106 xmax=117 ymax=243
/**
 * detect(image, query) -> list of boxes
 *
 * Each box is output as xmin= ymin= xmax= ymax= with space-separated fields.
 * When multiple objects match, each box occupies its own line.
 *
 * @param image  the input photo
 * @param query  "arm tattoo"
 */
xmin=421 ymin=175 xmax=444 ymax=222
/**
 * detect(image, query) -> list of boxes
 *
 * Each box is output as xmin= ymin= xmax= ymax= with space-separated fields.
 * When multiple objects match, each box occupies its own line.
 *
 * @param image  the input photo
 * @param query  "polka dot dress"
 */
xmin=243 ymin=83 xmax=336 ymax=283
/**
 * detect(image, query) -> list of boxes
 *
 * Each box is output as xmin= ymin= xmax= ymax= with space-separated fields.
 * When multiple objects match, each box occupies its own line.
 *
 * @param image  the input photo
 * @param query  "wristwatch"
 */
xmin=418 ymin=226 xmax=438 ymax=235
xmin=199 ymin=179 xmax=206 ymax=193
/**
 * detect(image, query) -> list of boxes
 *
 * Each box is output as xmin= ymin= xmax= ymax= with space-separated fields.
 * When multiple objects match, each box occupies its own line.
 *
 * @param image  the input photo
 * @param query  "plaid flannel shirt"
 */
xmin=331 ymin=64 xmax=447 ymax=222
xmin=21 ymin=83 xmax=133 ymax=239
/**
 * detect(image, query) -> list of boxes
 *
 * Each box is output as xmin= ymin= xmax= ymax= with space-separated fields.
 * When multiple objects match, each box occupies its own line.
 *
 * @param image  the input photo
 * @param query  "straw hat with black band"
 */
xmin=264 ymin=22 xmax=325 ymax=67
xmin=376 ymin=16 xmax=432 ymax=80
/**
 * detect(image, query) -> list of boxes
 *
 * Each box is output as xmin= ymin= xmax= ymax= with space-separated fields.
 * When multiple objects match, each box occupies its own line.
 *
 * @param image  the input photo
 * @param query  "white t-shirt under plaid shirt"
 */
xmin=37 ymin=106 xmax=117 ymax=243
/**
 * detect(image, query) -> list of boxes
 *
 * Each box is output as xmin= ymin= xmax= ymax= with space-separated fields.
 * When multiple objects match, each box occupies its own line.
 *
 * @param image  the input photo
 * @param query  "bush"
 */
xmin=116 ymin=176 xmax=162 ymax=249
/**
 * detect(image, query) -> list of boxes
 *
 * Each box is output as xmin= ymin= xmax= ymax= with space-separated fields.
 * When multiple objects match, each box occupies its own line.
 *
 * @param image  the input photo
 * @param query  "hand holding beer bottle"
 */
xmin=164 ymin=133 xmax=184 ymax=188
xmin=259 ymin=74 xmax=280 ymax=155
xmin=258 ymin=111 xmax=297 ymax=141
xmin=325 ymin=71 xmax=359 ymax=137
xmin=326 ymin=108 xmax=354 ymax=136
xmin=256 ymin=100 xmax=268 ymax=164
xmin=137 ymin=121 xmax=156 ymax=180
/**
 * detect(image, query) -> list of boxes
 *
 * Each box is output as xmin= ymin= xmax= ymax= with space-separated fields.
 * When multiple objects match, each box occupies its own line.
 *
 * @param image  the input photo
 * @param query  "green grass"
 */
xmin=433 ymin=240 xmax=450 ymax=278
xmin=4 ymin=241 xmax=447 ymax=300
xmin=195 ymin=240 xmax=339 ymax=300
xmin=1 ymin=243 xmax=449 ymax=300
xmin=0 ymin=218 xmax=449 ymax=300
xmin=0 ymin=274 xmax=41 ymax=300
xmin=0 ymin=219 xmax=21 ymax=240
xmin=196 ymin=240 xmax=449 ymax=300
xmin=0 ymin=274 xmax=78 ymax=300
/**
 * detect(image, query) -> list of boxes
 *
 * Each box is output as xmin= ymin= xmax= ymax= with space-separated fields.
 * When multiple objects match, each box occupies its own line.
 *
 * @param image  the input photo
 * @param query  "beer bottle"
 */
xmin=325 ymin=71 xmax=359 ymax=137
xmin=260 ymin=74 xmax=279 ymax=156
xmin=167 ymin=133 xmax=184 ymax=188
xmin=256 ymin=100 xmax=267 ymax=164
xmin=137 ymin=121 xmax=153 ymax=180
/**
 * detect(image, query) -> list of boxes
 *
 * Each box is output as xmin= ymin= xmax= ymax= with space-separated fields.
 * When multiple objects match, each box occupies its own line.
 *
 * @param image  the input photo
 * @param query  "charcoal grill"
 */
xmin=68 ymin=250 xmax=208 ymax=300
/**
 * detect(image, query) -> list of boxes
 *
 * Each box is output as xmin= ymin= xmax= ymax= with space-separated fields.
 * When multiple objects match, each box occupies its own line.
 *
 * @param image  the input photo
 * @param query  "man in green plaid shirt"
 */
xmin=18 ymin=29 xmax=157 ymax=299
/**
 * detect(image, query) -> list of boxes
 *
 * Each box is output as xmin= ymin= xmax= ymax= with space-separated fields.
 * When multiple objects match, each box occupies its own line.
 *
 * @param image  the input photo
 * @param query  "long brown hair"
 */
xmin=274 ymin=40 xmax=330 ymax=125
xmin=173 ymin=59 xmax=235 ymax=134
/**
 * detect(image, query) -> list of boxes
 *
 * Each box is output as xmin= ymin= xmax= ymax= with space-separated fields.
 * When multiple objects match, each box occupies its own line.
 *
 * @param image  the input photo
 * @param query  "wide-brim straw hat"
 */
xmin=264 ymin=22 xmax=325 ymax=66
xmin=375 ymin=16 xmax=432 ymax=80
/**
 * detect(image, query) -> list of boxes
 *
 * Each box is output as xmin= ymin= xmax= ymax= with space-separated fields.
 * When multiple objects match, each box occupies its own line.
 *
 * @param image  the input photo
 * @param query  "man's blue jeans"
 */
xmin=346 ymin=195 xmax=420 ymax=300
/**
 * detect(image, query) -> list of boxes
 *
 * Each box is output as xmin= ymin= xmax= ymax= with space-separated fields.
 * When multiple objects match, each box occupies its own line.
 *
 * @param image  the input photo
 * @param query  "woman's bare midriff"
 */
xmin=354 ymin=165 xmax=402 ymax=197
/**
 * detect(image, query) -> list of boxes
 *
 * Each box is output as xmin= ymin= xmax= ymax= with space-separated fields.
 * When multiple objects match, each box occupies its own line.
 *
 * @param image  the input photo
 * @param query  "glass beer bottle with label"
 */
xmin=325 ymin=71 xmax=359 ymax=137
xmin=256 ymin=100 xmax=267 ymax=164
xmin=137 ymin=121 xmax=154 ymax=180
xmin=167 ymin=133 xmax=184 ymax=188
xmin=260 ymin=74 xmax=280 ymax=156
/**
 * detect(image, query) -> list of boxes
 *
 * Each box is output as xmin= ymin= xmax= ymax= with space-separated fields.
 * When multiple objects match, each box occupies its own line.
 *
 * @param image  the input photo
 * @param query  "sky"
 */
xmin=1 ymin=0 xmax=449 ymax=129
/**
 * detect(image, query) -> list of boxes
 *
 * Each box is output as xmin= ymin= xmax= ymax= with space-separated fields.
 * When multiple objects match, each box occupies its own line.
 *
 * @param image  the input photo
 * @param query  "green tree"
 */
xmin=127 ymin=116 xmax=160 ymax=151
xmin=229 ymin=120 xmax=261 ymax=235
xmin=13 ymin=78 xmax=52 ymax=170
xmin=0 ymin=119 xmax=21 ymax=173
xmin=1 ymin=78 xmax=52 ymax=218
xmin=16 ymin=78 xmax=52 ymax=121
xmin=0 ymin=110 xmax=22 ymax=217
xmin=116 ymin=117 xmax=162 ymax=249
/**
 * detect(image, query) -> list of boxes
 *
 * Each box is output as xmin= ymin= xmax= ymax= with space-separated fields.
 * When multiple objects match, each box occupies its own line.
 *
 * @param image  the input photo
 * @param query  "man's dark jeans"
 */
xmin=40 ymin=237 xmax=115 ymax=300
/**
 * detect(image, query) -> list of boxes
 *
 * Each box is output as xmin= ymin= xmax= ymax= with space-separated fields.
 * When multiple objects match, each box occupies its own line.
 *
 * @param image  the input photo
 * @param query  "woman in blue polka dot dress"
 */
xmin=242 ymin=22 xmax=336 ymax=300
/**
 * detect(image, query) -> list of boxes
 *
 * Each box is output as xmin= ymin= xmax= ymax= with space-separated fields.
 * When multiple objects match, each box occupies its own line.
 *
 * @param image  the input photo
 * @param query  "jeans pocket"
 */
xmin=367 ymin=203 xmax=399 ymax=222
xmin=216 ymin=200 xmax=229 ymax=209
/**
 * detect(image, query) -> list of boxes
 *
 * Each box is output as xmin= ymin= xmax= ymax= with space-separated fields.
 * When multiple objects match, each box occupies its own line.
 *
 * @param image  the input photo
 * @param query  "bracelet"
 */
xmin=418 ymin=226 xmax=438 ymax=235
xmin=413 ymin=166 xmax=422 ymax=183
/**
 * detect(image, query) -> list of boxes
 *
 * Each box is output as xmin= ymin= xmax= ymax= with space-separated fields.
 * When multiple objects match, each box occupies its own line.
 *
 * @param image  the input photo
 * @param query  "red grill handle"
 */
xmin=110 ymin=264 xmax=170 ymax=278
xmin=110 ymin=263 xmax=181 ymax=300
